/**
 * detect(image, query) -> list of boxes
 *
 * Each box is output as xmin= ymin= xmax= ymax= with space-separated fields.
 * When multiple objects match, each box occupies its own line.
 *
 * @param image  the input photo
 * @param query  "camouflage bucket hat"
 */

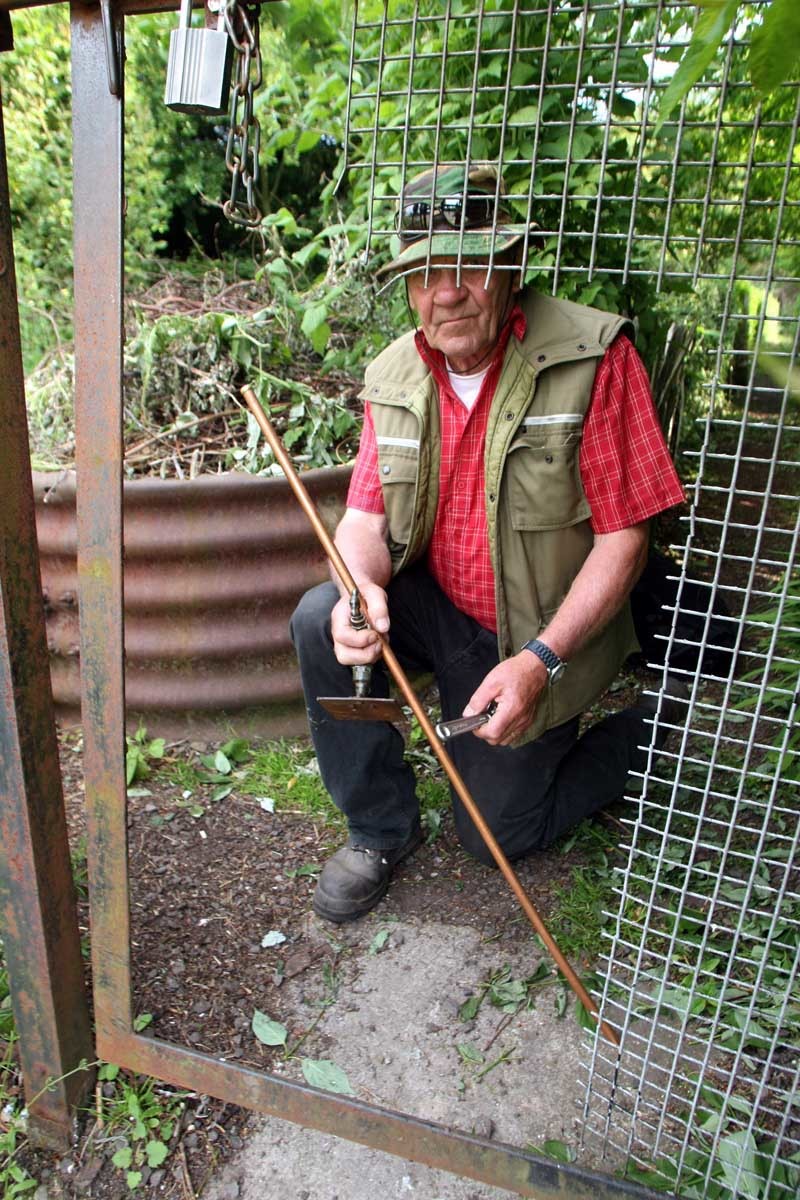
xmin=376 ymin=162 xmax=535 ymax=279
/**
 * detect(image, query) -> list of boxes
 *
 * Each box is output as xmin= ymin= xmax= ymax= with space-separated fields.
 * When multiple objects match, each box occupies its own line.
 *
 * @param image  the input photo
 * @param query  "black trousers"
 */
xmin=290 ymin=564 xmax=653 ymax=865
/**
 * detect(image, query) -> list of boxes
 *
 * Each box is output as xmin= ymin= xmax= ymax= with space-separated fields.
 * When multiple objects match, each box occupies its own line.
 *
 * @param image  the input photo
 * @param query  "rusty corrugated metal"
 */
xmin=34 ymin=464 xmax=351 ymax=735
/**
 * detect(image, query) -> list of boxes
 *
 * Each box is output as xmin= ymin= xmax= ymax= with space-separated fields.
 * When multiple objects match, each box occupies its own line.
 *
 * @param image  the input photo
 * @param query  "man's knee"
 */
xmin=454 ymin=808 xmax=547 ymax=867
xmin=289 ymin=582 xmax=338 ymax=651
xmin=457 ymin=823 xmax=499 ymax=867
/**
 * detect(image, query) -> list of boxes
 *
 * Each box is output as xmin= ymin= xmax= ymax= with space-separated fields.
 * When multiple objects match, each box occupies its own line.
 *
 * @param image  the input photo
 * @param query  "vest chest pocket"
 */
xmin=504 ymin=423 xmax=591 ymax=532
xmin=376 ymin=439 xmax=420 ymax=548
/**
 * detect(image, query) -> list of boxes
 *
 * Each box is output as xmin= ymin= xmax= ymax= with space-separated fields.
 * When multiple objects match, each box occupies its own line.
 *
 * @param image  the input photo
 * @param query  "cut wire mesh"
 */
xmin=342 ymin=3 xmax=800 ymax=1197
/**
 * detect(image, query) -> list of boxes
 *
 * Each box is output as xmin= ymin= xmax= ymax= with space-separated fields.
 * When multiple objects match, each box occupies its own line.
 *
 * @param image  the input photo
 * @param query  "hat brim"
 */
xmin=375 ymin=226 xmax=534 ymax=280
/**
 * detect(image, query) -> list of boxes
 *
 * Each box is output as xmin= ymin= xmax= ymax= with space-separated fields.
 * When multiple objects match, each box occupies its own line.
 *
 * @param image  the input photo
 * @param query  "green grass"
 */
xmin=236 ymin=740 xmax=342 ymax=822
xmin=157 ymin=720 xmax=456 ymax=846
xmin=159 ymin=736 xmax=340 ymax=824
xmin=548 ymin=821 xmax=617 ymax=960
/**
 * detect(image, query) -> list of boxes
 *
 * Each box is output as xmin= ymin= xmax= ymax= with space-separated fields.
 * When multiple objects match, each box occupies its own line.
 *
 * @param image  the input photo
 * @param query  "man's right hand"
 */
xmin=330 ymin=582 xmax=390 ymax=666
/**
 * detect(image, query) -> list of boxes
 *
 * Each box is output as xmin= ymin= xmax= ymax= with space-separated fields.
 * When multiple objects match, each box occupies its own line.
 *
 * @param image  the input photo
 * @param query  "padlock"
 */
xmin=164 ymin=0 xmax=233 ymax=115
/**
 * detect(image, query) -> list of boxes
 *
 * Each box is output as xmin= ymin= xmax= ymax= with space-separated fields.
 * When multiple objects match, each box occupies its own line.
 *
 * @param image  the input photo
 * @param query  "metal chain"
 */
xmin=222 ymin=0 xmax=262 ymax=227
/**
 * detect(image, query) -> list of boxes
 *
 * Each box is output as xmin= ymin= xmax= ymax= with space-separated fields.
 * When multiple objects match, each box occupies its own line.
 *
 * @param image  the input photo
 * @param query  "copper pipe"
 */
xmin=241 ymin=385 xmax=620 ymax=1048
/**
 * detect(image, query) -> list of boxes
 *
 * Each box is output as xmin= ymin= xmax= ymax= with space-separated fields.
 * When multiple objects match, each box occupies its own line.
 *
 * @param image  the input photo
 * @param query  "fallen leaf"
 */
xmin=252 ymin=1010 xmax=288 ymax=1047
xmin=301 ymin=1058 xmax=354 ymax=1095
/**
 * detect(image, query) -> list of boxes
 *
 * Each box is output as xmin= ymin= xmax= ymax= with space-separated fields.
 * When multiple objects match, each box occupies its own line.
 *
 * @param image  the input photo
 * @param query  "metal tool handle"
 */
xmin=436 ymin=702 xmax=497 ymax=741
xmin=348 ymin=588 xmax=372 ymax=698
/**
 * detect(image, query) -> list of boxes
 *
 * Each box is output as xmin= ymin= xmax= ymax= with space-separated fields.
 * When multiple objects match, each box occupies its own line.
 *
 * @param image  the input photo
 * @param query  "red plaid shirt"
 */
xmin=347 ymin=309 xmax=684 ymax=632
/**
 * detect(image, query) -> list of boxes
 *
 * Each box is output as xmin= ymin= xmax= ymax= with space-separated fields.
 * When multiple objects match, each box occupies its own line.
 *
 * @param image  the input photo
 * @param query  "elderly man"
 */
xmin=290 ymin=163 xmax=685 ymax=923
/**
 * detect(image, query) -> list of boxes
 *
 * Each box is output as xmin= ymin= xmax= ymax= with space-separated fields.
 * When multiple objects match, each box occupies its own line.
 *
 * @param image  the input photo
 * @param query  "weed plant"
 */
xmin=0 ymin=944 xmax=38 ymax=1199
xmin=92 ymin=1064 xmax=189 ymax=1192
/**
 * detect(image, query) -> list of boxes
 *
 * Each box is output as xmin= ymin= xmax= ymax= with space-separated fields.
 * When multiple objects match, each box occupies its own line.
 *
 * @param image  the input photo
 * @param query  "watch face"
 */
xmin=549 ymin=660 xmax=566 ymax=683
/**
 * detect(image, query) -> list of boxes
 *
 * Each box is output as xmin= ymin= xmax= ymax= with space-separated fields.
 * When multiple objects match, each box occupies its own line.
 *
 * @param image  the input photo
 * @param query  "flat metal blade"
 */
xmin=317 ymin=696 xmax=406 ymax=722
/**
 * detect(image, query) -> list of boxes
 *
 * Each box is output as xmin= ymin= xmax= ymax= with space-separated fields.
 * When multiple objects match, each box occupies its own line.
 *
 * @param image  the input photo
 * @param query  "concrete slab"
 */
xmin=204 ymin=919 xmax=625 ymax=1199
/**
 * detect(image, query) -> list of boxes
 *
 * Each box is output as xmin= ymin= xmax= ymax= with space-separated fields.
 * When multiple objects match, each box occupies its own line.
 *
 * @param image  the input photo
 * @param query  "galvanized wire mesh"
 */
xmin=343 ymin=3 xmax=800 ymax=1197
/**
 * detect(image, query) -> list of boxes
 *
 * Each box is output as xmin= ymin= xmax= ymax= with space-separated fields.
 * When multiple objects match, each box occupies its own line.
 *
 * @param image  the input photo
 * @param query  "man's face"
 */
xmin=406 ymin=257 xmax=520 ymax=374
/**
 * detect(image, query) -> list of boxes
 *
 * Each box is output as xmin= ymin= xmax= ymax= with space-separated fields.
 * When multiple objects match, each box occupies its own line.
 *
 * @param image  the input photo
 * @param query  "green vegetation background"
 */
xmin=1 ymin=0 xmax=797 ymax=476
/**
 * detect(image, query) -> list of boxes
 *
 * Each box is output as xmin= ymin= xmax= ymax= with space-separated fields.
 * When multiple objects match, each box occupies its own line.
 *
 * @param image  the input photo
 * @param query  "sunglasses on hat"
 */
xmin=396 ymin=192 xmax=503 ymax=237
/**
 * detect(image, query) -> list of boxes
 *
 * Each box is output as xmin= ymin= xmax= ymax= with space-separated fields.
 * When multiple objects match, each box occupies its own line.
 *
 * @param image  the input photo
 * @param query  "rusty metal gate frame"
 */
xmin=0 ymin=2 xmax=666 ymax=1194
xmin=0 ymin=27 xmax=93 ymax=1152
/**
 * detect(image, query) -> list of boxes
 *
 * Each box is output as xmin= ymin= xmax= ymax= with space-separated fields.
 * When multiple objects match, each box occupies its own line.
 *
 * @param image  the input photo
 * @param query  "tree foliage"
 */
xmin=1 ymin=0 xmax=797 ymax=392
xmin=656 ymin=0 xmax=800 ymax=127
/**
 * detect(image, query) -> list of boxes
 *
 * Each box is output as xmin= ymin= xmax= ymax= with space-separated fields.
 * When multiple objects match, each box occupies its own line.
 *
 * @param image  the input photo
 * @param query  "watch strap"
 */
xmin=522 ymin=638 xmax=566 ymax=682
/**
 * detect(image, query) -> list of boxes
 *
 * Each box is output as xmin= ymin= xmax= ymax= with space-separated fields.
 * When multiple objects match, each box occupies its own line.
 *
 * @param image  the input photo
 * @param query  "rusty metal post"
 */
xmin=0 ymin=83 xmax=94 ymax=1150
xmin=70 ymin=0 xmax=132 ymax=1046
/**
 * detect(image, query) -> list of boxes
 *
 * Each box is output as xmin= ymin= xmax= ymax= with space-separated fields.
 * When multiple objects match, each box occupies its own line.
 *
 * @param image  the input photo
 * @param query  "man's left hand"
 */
xmin=463 ymin=652 xmax=547 ymax=746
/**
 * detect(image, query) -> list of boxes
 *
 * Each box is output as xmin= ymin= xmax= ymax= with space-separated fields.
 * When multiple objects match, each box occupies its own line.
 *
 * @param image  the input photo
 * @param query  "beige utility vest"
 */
xmin=360 ymin=288 xmax=640 ymax=743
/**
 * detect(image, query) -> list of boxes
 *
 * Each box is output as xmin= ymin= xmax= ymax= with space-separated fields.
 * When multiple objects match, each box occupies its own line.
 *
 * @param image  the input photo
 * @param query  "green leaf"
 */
xmin=574 ymin=995 xmax=598 ymax=1032
xmin=457 ymin=1042 xmax=483 ymax=1065
xmin=536 ymin=1138 xmax=577 ymax=1163
xmin=622 ymin=1161 xmax=675 ymax=1190
xmin=285 ymin=862 xmax=321 ymax=878
xmin=126 ymin=747 xmax=148 ymax=785
xmin=292 ymin=242 xmax=320 ymax=267
xmin=717 ymin=1129 xmax=761 ymax=1199
xmin=213 ymin=750 xmax=232 ymax=775
xmin=112 ymin=1146 xmax=133 ymax=1169
xmin=132 ymin=1012 xmax=153 ymax=1032
xmin=368 ymin=929 xmax=390 ymax=955
xmin=220 ymin=738 xmax=250 ymax=763
xmin=301 ymin=303 xmax=329 ymax=337
xmin=252 ymin=1010 xmax=288 ymax=1047
xmin=126 ymin=1170 xmax=143 ymax=1190
xmin=508 ymin=104 xmax=539 ymax=126
xmin=308 ymin=320 xmax=331 ymax=355
xmin=99 ymin=1062 xmax=120 ymax=1081
xmin=654 ymin=0 xmax=741 ymax=133
xmin=211 ymin=785 xmax=233 ymax=803
xmin=296 ymin=129 xmax=321 ymax=154
xmin=266 ymin=257 xmax=291 ymax=278
xmin=749 ymin=0 xmax=800 ymax=95
xmin=459 ymin=994 xmax=481 ymax=1022
xmin=301 ymin=1057 xmax=355 ymax=1096
xmin=300 ymin=303 xmax=332 ymax=355
xmin=145 ymin=1140 xmax=169 ymax=1168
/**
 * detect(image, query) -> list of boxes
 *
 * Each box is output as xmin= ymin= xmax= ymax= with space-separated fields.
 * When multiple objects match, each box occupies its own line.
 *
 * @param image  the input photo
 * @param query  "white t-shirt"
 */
xmin=446 ymin=363 xmax=490 ymax=411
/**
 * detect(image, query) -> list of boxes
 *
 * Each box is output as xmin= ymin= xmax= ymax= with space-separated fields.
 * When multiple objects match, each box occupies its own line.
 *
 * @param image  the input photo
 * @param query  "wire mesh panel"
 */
xmin=342 ymin=2 xmax=800 ymax=1197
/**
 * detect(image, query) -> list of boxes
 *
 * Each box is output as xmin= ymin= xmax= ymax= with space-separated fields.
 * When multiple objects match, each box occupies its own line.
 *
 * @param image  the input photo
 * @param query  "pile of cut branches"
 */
xmin=25 ymin=269 xmax=370 ymax=479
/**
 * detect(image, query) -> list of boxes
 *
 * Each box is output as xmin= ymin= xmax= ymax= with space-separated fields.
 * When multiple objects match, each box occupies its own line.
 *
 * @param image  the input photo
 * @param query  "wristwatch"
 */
xmin=521 ymin=638 xmax=567 ymax=684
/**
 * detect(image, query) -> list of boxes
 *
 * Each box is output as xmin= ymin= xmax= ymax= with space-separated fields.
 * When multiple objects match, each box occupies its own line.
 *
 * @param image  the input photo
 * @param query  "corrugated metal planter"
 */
xmin=33 ymin=466 xmax=352 ymax=737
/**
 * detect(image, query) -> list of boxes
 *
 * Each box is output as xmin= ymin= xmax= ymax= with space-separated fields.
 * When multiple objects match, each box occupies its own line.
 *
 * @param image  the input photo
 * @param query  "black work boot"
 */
xmin=313 ymin=823 xmax=424 ymax=923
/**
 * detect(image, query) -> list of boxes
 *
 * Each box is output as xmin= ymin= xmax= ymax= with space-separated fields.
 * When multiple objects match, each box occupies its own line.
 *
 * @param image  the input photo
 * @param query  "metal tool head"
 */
xmin=435 ymin=701 xmax=498 ymax=741
xmin=317 ymin=696 xmax=406 ymax=723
